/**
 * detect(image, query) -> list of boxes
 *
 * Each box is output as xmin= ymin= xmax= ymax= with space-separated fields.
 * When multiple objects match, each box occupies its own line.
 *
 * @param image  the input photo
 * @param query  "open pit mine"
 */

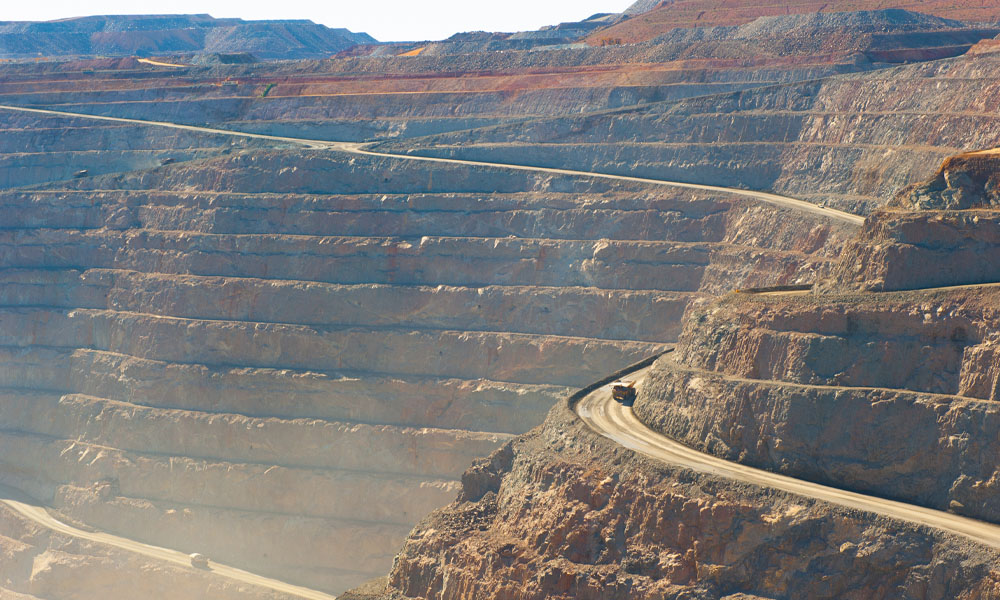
xmin=3 ymin=2 xmax=1000 ymax=599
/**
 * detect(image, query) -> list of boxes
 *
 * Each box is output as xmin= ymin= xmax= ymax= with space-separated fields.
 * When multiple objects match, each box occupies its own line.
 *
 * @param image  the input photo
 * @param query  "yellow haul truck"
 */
xmin=611 ymin=380 xmax=637 ymax=405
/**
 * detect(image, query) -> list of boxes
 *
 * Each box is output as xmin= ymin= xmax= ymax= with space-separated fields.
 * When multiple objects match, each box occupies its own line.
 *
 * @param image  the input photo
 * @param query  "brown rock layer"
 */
xmin=384 ymin=401 xmax=1000 ymax=600
xmin=0 ymin=96 xmax=849 ymax=592
xmin=829 ymin=151 xmax=1000 ymax=291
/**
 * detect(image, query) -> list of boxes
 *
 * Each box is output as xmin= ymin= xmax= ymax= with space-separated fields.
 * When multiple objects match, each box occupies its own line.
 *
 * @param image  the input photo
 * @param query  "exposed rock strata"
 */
xmin=671 ymin=291 xmax=998 ymax=396
xmin=637 ymin=350 xmax=1000 ymax=523
xmin=830 ymin=152 xmax=1000 ymax=291
xmin=382 ymin=401 xmax=1000 ymax=599
xmin=0 ymin=499 xmax=297 ymax=600
xmin=599 ymin=1 xmax=1000 ymax=43
xmin=634 ymin=149 xmax=1000 ymax=523
xmin=0 ymin=99 xmax=849 ymax=593
xmin=385 ymin=49 xmax=1000 ymax=214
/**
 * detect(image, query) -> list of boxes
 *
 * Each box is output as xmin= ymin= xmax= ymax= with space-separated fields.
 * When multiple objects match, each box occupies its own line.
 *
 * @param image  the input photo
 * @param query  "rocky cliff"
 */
xmin=0 ymin=59 xmax=852 ymax=595
xmin=372 ymin=146 xmax=1000 ymax=600
xmin=380 ymin=397 xmax=1000 ymax=600
xmin=382 ymin=16 xmax=1000 ymax=215
xmin=6 ymin=11 xmax=1000 ymax=596
xmin=825 ymin=151 xmax=1000 ymax=291
xmin=632 ymin=150 xmax=1000 ymax=527
xmin=637 ymin=288 xmax=1000 ymax=522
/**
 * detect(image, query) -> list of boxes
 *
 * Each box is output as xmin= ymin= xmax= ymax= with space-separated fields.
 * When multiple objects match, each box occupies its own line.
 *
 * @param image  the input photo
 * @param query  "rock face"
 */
xmin=637 ymin=302 xmax=1000 ymax=522
xmin=388 ymin=32 xmax=1000 ymax=215
xmin=826 ymin=152 xmax=1000 ymax=291
xmin=633 ymin=150 xmax=1000 ymax=526
xmin=594 ymin=0 xmax=1000 ymax=43
xmin=382 ymin=154 xmax=1000 ymax=593
xmin=828 ymin=210 xmax=1000 ymax=291
xmin=0 ymin=54 xmax=852 ymax=595
xmin=894 ymin=152 xmax=1000 ymax=211
xmin=0 ymin=497 xmax=297 ymax=600
xmin=5 ymin=12 xmax=998 ymax=597
xmin=383 ymin=401 xmax=1000 ymax=600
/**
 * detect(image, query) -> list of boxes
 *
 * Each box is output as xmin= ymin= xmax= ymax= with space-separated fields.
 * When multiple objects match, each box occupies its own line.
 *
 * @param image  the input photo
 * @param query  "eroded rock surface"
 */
xmin=5 ymin=14 xmax=995 ymax=594
xmin=382 ymin=402 xmax=1000 ymax=600
xmin=634 ymin=150 xmax=1000 ymax=526
xmin=0 ymin=60 xmax=850 ymax=593
xmin=830 ymin=152 xmax=1000 ymax=291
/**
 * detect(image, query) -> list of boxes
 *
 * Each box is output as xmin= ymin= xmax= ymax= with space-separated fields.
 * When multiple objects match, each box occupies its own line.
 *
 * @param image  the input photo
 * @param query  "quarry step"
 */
xmin=0 ymin=346 xmax=566 ymax=434
xmin=0 ymin=391 xmax=511 ymax=477
xmin=0 ymin=271 xmax=694 ymax=342
xmin=0 ymin=306 xmax=668 ymax=386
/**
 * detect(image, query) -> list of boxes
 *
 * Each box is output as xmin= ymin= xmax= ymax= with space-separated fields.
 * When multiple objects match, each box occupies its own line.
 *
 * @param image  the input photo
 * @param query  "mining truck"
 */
xmin=189 ymin=553 xmax=210 ymax=569
xmin=611 ymin=380 xmax=637 ymax=405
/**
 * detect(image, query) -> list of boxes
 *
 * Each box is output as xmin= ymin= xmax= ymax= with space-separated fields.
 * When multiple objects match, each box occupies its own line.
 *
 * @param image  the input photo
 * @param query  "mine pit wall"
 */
xmin=389 ymin=52 xmax=1000 ymax=215
xmin=0 ymin=55 xmax=863 ymax=139
xmin=634 ymin=288 xmax=1000 ymax=523
xmin=0 ymin=503 xmax=304 ymax=600
xmin=386 ymin=385 xmax=1000 ymax=600
xmin=0 ymin=189 xmax=735 ymax=240
xmin=827 ymin=151 xmax=1000 ymax=292
xmin=0 ymin=130 xmax=852 ymax=591
xmin=0 ymin=270 xmax=693 ymax=345
xmin=828 ymin=209 xmax=1000 ymax=291
xmin=0 ymin=115 xmax=265 ymax=189
xmin=672 ymin=290 xmax=1000 ymax=397
xmin=6 ymin=345 xmax=568 ymax=434
xmin=0 ymin=308 xmax=667 ymax=387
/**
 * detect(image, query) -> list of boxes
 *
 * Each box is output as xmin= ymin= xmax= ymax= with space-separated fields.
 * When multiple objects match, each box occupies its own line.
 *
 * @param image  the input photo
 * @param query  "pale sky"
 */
xmin=1 ymin=1 xmax=637 ymax=42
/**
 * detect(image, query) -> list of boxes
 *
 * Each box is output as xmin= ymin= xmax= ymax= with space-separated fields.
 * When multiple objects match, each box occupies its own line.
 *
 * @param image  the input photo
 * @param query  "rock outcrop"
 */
xmin=0 ymin=65 xmax=850 ymax=594
xmin=827 ymin=151 xmax=1000 ymax=291
xmin=381 ymin=399 xmax=1000 ymax=600
xmin=634 ymin=149 xmax=1000 ymax=525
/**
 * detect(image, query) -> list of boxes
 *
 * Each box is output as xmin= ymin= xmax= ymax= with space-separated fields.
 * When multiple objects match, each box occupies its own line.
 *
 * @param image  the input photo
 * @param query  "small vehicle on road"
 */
xmin=73 ymin=169 xmax=89 ymax=178
xmin=611 ymin=380 xmax=637 ymax=405
xmin=189 ymin=553 xmax=210 ymax=569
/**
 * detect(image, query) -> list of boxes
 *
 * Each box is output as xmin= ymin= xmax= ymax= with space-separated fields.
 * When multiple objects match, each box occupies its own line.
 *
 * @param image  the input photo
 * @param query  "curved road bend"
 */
xmin=0 ymin=487 xmax=336 ymax=600
xmin=0 ymin=103 xmax=869 ymax=586
xmin=576 ymin=366 xmax=1000 ymax=549
xmin=0 ymin=103 xmax=864 ymax=227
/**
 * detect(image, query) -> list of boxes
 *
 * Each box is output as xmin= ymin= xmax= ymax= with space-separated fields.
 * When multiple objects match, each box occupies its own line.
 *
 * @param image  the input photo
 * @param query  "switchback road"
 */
xmin=0 ymin=486 xmax=337 ymax=600
xmin=575 ymin=366 xmax=1000 ymax=549
xmin=0 ymin=101 xmax=873 ymax=592
xmin=0 ymin=103 xmax=864 ymax=226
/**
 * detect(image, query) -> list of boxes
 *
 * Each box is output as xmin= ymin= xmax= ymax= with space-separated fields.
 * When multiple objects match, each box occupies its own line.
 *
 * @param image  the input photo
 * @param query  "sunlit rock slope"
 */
xmin=384 ymin=12 xmax=1000 ymax=214
xmin=635 ymin=150 xmax=1000 ymax=527
xmin=3 ymin=13 xmax=987 ymax=593
xmin=0 ymin=56 xmax=852 ymax=595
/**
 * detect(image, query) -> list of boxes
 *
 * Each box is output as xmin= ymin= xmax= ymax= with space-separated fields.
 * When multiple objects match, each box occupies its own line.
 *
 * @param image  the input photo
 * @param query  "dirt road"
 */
xmin=136 ymin=58 xmax=188 ymax=68
xmin=575 ymin=366 xmax=1000 ymax=549
xmin=0 ymin=486 xmax=337 ymax=600
xmin=0 ymin=103 xmax=863 ymax=226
